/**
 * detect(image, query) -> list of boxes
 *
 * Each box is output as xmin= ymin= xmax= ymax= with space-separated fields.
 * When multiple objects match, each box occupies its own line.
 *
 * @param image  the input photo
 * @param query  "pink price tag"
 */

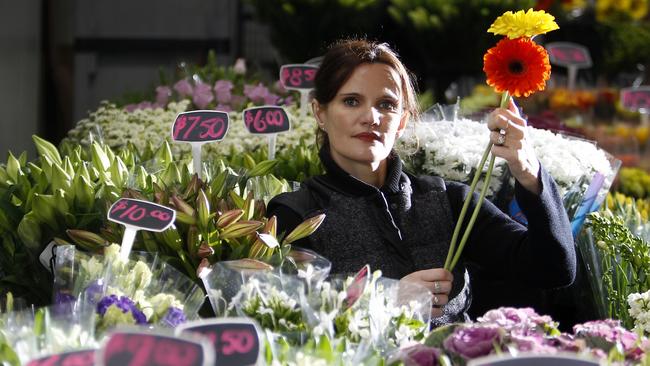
xmin=546 ymin=42 xmax=592 ymax=68
xmin=27 ymin=349 xmax=96 ymax=366
xmin=99 ymin=331 xmax=213 ymax=366
xmin=108 ymin=198 xmax=176 ymax=232
xmin=345 ymin=265 xmax=370 ymax=309
xmin=242 ymin=106 xmax=291 ymax=134
xmin=279 ymin=64 xmax=319 ymax=90
xmin=621 ymin=86 xmax=650 ymax=113
xmin=177 ymin=318 xmax=261 ymax=366
xmin=172 ymin=110 xmax=229 ymax=143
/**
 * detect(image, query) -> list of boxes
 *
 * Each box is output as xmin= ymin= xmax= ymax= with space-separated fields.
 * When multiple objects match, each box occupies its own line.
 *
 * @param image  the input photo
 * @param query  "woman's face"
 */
xmin=314 ymin=63 xmax=408 ymax=171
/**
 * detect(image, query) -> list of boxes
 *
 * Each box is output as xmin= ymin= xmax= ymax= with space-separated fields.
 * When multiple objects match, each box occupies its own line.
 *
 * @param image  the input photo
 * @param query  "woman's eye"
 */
xmin=343 ymin=97 xmax=359 ymax=107
xmin=379 ymin=100 xmax=398 ymax=111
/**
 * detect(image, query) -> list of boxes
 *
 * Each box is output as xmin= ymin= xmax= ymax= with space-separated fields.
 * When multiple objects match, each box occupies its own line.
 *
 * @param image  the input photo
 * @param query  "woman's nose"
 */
xmin=361 ymin=106 xmax=381 ymax=126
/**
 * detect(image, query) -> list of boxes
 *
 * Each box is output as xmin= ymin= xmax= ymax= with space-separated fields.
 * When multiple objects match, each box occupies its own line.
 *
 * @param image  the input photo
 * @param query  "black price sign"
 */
xmin=280 ymin=64 xmax=319 ymax=90
xmin=621 ymin=86 xmax=650 ymax=112
xmin=98 ymin=331 xmax=213 ymax=366
xmin=243 ymin=106 xmax=290 ymax=134
xmin=177 ymin=319 xmax=261 ymax=366
xmin=108 ymin=198 xmax=176 ymax=232
xmin=546 ymin=42 xmax=592 ymax=68
xmin=27 ymin=349 xmax=96 ymax=366
xmin=172 ymin=110 xmax=229 ymax=143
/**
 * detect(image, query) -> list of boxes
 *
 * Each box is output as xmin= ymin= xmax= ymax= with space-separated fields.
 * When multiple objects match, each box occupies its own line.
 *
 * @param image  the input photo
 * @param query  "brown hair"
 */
xmin=313 ymin=39 xmax=419 ymax=147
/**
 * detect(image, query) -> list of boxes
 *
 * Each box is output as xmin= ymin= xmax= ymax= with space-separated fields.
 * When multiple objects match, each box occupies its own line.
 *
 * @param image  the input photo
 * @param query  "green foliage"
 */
xmin=245 ymin=0 xmax=387 ymax=62
xmin=617 ymin=167 xmax=650 ymax=199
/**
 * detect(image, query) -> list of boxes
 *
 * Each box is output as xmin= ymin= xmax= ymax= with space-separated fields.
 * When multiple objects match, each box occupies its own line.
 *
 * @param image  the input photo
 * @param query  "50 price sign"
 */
xmin=177 ymin=319 xmax=261 ymax=366
xmin=172 ymin=110 xmax=229 ymax=143
xmin=243 ymin=106 xmax=290 ymax=134
xmin=108 ymin=198 xmax=175 ymax=232
xmin=279 ymin=64 xmax=318 ymax=90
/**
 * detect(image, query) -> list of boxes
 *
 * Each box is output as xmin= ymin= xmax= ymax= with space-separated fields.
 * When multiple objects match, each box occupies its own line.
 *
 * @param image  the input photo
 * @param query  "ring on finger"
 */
xmin=496 ymin=128 xmax=506 ymax=146
xmin=433 ymin=281 xmax=441 ymax=293
xmin=433 ymin=294 xmax=439 ymax=305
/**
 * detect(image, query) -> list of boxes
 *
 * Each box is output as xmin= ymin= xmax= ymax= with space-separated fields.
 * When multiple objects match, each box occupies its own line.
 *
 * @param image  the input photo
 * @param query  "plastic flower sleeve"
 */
xmin=279 ymin=247 xmax=332 ymax=293
xmin=201 ymin=259 xmax=274 ymax=316
xmin=52 ymin=244 xmax=159 ymax=306
xmin=0 ymin=308 xmax=37 ymax=364
xmin=368 ymin=278 xmax=432 ymax=353
xmin=41 ymin=302 xmax=97 ymax=355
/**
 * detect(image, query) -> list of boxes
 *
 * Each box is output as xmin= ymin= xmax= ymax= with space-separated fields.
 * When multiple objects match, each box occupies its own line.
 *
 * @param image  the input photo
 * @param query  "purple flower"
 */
xmin=193 ymin=82 xmax=214 ymax=109
xmin=263 ymin=93 xmax=280 ymax=106
xmin=393 ymin=344 xmax=441 ymax=366
xmin=215 ymin=104 xmax=232 ymax=113
xmin=160 ymin=307 xmax=187 ymax=327
xmin=82 ymin=279 xmax=104 ymax=304
xmin=124 ymin=104 xmax=137 ymax=112
xmin=96 ymin=295 xmax=147 ymax=325
xmin=214 ymin=80 xmax=234 ymax=104
xmin=137 ymin=101 xmax=153 ymax=110
xmin=509 ymin=333 xmax=557 ymax=353
xmin=174 ymin=79 xmax=194 ymax=98
xmin=155 ymin=86 xmax=172 ymax=106
xmin=544 ymin=334 xmax=584 ymax=353
xmin=244 ymin=83 xmax=270 ymax=104
xmin=477 ymin=307 xmax=555 ymax=336
xmin=443 ymin=325 xmax=502 ymax=359
xmin=54 ymin=291 xmax=76 ymax=305
xmin=573 ymin=319 xmax=642 ymax=359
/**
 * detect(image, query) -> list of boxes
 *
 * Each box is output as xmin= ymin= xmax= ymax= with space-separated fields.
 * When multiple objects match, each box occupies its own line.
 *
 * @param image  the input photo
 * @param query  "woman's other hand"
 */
xmin=401 ymin=268 xmax=453 ymax=318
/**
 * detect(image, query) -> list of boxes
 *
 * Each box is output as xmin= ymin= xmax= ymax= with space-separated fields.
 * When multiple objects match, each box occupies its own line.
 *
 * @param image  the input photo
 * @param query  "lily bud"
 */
xmin=283 ymin=214 xmax=326 ymax=244
xmin=175 ymin=211 xmax=197 ymax=226
xmin=216 ymin=209 xmax=244 ymax=229
xmin=196 ymin=189 xmax=211 ymax=230
xmin=171 ymin=195 xmax=195 ymax=217
xmin=73 ymin=174 xmax=95 ymax=213
xmin=91 ymin=142 xmax=111 ymax=172
xmin=32 ymin=193 xmax=59 ymax=231
xmin=248 ymin=160 xmax=278 ymax=177
xmin=17 ymin=213 xmax=42 ymax=252
xmin=66 ymin=229 xmax=108 ymax=251
xmin=248 ymin=241 xmax=267 ymax=259
xmin=262 ymin=216 xmax=277 ymax=237
xmin=32 ymin=135 xmax=62 ymax=166
xmin=197 ymin=242 xmax=214 ymax=258
xmin=6 ymin=152 xmax=23 ymax=183
xmin=51 ymin=163 xmax=72 ymax=192
xmin=220 ymin=220 xmax=263 ymax=239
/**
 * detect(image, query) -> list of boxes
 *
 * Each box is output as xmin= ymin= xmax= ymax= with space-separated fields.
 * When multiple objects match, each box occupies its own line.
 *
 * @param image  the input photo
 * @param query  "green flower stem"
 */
xmin=444 ymin=91 xmax=509 ymax=271
xmin=449 ymin=154 xmax=496 ymax=271
xmin=443 ymin=142 xmax=493 ymax=270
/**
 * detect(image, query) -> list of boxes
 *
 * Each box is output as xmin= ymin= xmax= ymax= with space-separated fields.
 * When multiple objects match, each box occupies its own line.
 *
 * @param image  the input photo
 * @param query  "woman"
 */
xmin=268 ymin=39 xmax=575 ymax=325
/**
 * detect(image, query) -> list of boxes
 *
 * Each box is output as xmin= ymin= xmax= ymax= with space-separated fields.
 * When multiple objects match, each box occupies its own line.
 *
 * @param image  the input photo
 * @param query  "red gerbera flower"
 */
xmin=483 ymin=37 xmax=551 ymax=98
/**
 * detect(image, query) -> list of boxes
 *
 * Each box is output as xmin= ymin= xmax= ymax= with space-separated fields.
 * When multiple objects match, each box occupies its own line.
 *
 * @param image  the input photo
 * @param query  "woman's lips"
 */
xmin=353 ymin=132 xmax=380 ymax=142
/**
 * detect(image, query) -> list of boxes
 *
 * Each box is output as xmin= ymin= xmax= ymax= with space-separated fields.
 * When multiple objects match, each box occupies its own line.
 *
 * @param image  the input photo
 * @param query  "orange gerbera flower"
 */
xmin=483 ymin=37 xmax=551 ymax=98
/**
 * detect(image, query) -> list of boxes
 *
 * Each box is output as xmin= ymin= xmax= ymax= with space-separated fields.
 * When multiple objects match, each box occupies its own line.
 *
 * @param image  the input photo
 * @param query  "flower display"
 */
xmin=483 ymin=37 xmax=551 ymax=98
xmin=487 ymin=8 xmax=559 ymax=39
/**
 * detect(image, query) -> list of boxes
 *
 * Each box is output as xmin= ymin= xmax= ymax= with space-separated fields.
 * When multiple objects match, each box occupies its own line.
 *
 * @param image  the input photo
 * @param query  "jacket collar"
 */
xmin=318 ymin=144 xmax=404 ymax=196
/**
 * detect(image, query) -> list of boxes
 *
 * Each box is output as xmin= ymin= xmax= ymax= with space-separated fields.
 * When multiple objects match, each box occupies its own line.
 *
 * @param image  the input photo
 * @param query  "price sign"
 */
xmin=177 ymin=318 xmax=261 ymax=366
xmin=171 ymin=110 xmax=229 ymax=143
xmin=27 ymin=349 xmax=96 ymax=366
xmin=243 ymin=106 xmax=291 ymax=134
xmin=621 ymin=86 xmax=650 ymax=113
xmin=279 ymin=64 xmax=319 ymax=90
xmin=345 ymin=265 xmax=370 ymax=309
xmin=546 ymin=42 xmax=592 ymax=68
xmin=468 ymin=353 xmax=599 ymax=366
xmin=108 ymin=198 xmax=175 ymax=232
xmin=98 ymin=330 xmax=213 ymax=366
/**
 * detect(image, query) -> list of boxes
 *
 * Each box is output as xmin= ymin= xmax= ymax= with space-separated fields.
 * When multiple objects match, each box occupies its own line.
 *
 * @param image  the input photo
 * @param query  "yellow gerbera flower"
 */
xmin=488 ymin=8 xmax=559 ymax=39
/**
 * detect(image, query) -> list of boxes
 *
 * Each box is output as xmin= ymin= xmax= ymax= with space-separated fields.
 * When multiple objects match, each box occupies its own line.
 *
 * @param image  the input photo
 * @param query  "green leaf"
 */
xmin=248 ymin=160 xmax=278 ymax=177
xmin=91 ymin=141 xmax=111 ymax=172
xmin=17 ymin=213 xmax=42 ymax=252
xmin=6 ymin=152 xmax=22 ymax=183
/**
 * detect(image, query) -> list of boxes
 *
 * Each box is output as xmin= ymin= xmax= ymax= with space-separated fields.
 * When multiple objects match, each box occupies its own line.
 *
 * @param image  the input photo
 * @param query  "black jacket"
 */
xmin=268 ymin=146 xmax=576 ymax=322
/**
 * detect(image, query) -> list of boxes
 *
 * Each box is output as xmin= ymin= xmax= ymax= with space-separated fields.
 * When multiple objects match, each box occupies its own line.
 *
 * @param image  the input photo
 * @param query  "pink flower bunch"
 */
xmin=397 ymin=307 xmax=649 ymax=365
